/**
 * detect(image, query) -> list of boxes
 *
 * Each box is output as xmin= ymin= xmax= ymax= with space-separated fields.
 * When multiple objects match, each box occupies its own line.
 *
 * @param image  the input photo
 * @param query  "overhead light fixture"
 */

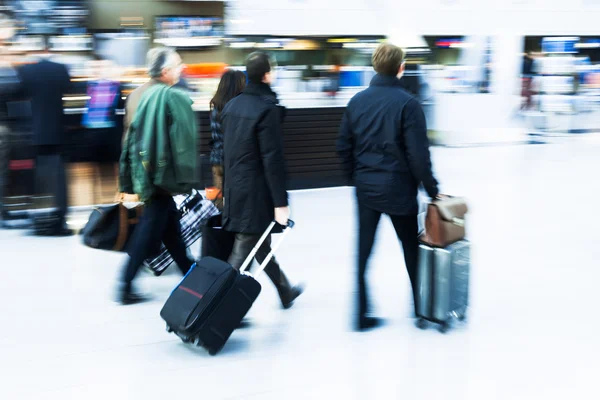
xmin=327 ymin=38 xmax=358 ymax=43
xmin=343 ymin=42 xmax=379 ymax=49
xmin=449 ymin=42 xmax=474 ymax=49
xmin=230 ymin=42 xmax=256 ymax=49
xmin=575 ymin=42 xmax=600 ymax=49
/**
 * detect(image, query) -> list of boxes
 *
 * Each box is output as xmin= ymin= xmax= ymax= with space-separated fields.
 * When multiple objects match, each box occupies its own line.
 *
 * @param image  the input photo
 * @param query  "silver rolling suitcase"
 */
xmin=416 ymin=240 xmax=470 ymax=333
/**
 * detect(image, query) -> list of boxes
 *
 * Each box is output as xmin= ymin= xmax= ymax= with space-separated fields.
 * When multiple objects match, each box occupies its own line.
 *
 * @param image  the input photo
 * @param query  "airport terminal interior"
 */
xmin=1 ymin=1 xmax=599 ymax=399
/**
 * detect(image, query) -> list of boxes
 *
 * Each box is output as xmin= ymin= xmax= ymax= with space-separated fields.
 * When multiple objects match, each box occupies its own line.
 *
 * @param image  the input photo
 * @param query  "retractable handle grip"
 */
xmin=239 ymin=219 xmax=295 ymax=275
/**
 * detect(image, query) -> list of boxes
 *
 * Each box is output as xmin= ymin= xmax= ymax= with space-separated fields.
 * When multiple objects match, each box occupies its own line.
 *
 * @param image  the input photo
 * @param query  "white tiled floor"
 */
xmin=2 ymin=136 xmax=600 ymax=399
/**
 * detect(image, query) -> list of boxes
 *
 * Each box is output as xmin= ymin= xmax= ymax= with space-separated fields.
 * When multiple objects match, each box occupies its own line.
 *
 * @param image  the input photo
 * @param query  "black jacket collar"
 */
xmin=370 ymin=74 xmax=402 ymax=87
xmin=243 ymin=82 xmax=279 ymax=104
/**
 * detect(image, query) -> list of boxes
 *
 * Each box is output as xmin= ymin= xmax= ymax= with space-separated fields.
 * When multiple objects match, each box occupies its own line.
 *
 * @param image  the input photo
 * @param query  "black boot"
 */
xmin=356 ymin=316 xmax=384 ymax=332
xmin=118 ymin=284 xmax=151 ymax=306
xmin=280 ymin=284 xmax=305 ymax=310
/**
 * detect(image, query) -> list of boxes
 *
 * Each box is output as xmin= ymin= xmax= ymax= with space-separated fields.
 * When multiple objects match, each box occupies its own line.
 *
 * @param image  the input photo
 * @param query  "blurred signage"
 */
xmin=542 ymin=37 xmax=579 ymax=54
xmin=436 ymin=38 xmax=463 ymax=48
xmin=8 ymin=0 xmax=88 ymax=35
xmin=154 ymin=16 xmax=224 ymax=48
xmin=48 ymin=35 xmax=93 ymax=52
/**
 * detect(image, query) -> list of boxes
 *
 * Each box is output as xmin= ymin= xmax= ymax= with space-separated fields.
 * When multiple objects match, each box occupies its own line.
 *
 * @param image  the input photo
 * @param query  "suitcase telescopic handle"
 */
xmin=239 ymin=219 xmax=295 ymax=276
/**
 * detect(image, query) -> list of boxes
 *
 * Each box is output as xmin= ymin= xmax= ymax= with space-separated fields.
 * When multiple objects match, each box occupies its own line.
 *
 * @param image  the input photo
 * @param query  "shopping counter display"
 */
xmin=60 ymin=106 xmax=347 ymax=192
xmin=3 ymin=103 xmax=347 ymax=217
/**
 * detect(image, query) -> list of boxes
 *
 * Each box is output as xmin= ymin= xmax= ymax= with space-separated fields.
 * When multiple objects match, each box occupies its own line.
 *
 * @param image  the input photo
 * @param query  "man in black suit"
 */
xmin=337 ymin=43 xmax=440 ymax=331
xmin=18 ymin=48 xmax=72 ymax=235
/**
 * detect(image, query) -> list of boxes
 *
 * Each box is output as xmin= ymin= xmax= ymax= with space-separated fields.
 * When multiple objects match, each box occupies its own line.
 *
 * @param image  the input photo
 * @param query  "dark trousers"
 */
xmin=0 ymin=126 xmax=8 ymax=218
xmin=357 ymin=201 xmax=419 ymax=318
xmin=35 ymin=146 xmax=68 ymax=227
xmin=227 ymin=233 xmax=293 ymax=301
xmin=121 ymin=194 xmax=193 ymax=292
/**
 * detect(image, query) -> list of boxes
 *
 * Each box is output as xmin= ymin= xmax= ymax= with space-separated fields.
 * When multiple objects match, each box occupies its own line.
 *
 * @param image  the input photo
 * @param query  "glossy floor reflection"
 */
xmin=2 ymin=136 xmax=600 ymax=399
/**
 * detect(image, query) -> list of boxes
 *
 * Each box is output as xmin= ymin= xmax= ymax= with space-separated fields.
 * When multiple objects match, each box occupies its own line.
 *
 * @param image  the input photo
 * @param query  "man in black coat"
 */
xmin=337 ymin=43 xmax=440 ymax=331
xmin=18 ymin=52 xmax=72 ymax=235
xmin=222 ymin=52 xmax=303 ymax=309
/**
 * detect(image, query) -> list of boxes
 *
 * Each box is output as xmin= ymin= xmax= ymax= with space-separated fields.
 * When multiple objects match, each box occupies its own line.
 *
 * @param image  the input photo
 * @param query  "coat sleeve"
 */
xmin=167 ymin=89 xmax=197 ymax=190
xmin=336 ymin=110 xmax=354 ymax=185
xmin=401 ymin=98 xmax=439 ymax=199
xmin=256 ymin=106 xmax=288 ymax=208
xmin=123 ymin=96 xmax=132 ymax=140
xmin=209 ymin=108 xmax=223 ymax=166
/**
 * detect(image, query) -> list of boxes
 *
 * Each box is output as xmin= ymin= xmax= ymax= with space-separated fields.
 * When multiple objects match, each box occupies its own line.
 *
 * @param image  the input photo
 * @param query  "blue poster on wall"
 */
xmin=542 ymin=37 xmax=579 ymax=54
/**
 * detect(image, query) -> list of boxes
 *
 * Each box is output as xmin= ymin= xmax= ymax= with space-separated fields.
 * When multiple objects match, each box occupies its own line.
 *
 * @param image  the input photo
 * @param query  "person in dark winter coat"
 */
xmin=337 ymin=43 xmax=440 ymax=331
xmin=18 ymin=47 xmax=72 ymax=235
xmin=221 ymin=51 xmax=303 ymax=309
xmin=0 ymin=13 xmax=21 ymax=223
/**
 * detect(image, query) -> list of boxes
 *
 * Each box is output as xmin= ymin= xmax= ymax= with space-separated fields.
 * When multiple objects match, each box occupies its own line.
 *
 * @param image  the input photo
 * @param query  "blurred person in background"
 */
xmin=209 ymin=69 xmax=246 ymax=210
xmin=0 ymin=12 xmax=20 ymax=223
xmin=82 ymin=56 xmax=124 ymax=163
xmin=324 ymin=56 xmax=341 ymax=97
xmin=82 ymin=57 xmax=124 ymax=197
xmin=17 ymin=39 xmax=72 ymax=235
xmin=521 ymin=52 xmax=534 ymax=110
xmin=118 ymin=47 xmax=197 ymax=305
xmin=221 ymin=51 xmax=304 ymax=309
xmin=398 ymin=62 xmax=422 ymax=100
xmin=337 ymin=43 xmax=440 ymax=331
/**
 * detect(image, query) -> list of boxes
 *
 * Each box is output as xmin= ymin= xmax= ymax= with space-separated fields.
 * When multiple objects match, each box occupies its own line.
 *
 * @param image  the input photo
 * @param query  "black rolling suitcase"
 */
xmin=160 ymin=220 xmax=295 ymax=356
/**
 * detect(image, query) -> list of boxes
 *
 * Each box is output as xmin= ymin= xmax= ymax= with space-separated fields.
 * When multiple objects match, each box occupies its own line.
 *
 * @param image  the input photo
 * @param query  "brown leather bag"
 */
xmin=423 ymin=197 xmax=468 ymax=247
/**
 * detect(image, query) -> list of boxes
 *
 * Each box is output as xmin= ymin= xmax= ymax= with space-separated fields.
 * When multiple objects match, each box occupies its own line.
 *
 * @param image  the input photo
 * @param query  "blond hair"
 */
xmin=372 ymin=43 xmax=404 ymax=76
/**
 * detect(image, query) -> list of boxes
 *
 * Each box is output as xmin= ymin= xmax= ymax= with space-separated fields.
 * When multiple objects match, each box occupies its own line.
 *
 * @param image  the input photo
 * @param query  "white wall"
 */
xmin=226 ymin=0 xmax=600 ymax=37
xmin=225 ymin=0 xmax=385 ymax=36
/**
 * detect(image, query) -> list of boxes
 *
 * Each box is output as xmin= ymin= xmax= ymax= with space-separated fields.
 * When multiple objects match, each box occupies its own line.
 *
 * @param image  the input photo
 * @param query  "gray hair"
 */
xmin=147 ymin=47 xmax=178 ymax=78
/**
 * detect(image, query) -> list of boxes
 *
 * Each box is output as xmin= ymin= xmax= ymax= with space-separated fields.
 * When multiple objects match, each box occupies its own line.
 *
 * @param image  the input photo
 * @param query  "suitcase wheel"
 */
xmin=415 ymin=318 xmax=428 ymax=330
xmin=208 ymin=345 xmax=223 ymax=356
xmin=175 ymin=332 xmax=193 ymax=343
xmin=457 ymin=312 xmax=467 ymax=322
xmin=437 ymin=322 xmax=450 ymax=334
xmin=166 ymin=324 xmax=173 ymax=333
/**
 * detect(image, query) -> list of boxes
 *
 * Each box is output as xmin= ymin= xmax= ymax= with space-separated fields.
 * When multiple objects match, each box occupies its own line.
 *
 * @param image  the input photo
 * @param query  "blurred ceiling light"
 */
xmin=155 ymin=37 xmax=222 ymax=47
xmin=327 ymin=38 xmax=358 ymax=43
xmin=387 ymin=34 xmax=428 ymax=49
xmin=284 ymin=40 xmax=320 ymax=50
xmin=449 ymin=42 xmax=474 ymax=49
xmin=575 ymin=43 xmax=600 ymax=49
xmin=230 ymin=42 xmax=256 ymax=48
xmin=62 ymin=96 xmax=91 ymax=101
xmin=343 ymin=42 xmax=379 ymax=49
xmin=255 ymin=42 xmax=276 ymax=49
